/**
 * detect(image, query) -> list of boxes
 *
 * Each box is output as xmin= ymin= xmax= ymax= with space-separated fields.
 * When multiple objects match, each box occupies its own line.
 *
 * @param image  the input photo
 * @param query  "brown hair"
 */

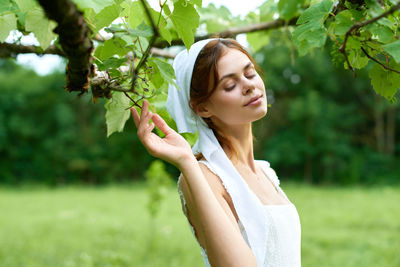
xmin=190 ymin=39 xmax=261 ymax=161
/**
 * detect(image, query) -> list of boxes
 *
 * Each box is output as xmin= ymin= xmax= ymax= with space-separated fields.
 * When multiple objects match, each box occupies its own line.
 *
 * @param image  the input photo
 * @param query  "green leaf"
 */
xmin=296 ymin=0 xmax=333 ymax=25
xmin=278 ymin=0 xmax=301 ymax=21
xmin=127 ymin=1 xmax=143 ymax=29
xmin=0 ymin=0 xmax=18 ymax=14
xmin=149 ymin=58 xmax=175 ymax=84
xmin=292 ymin=0 xmax=333 ymax=56
xmin=198 ymin=3 xmax=232 ymax=33
xmin=369 ymin=62 xmax=400 ymax=100
xmin=0 ymin=13 xmax=16 ymax=42
xmin=94 ymin=38 xmax=130 ymax=61
xmin=367 ymin=23 xmax=394 ymax=43
xmin=347 ymin=49 xmax=369 ymax=69
xmin=25 ymin=8 xmax=57 ymax=49
xmin=190 ymin=0 xmax=202 ymax=7
xmin=163 ymin=4 xmax=171 ymax=16
xmin=384 ymin=40 xmax=400 ymax=63
xmin=14 ymin=0 xmax=37 ymax=13
xmin=259 ymin=0 xmax=277 ymax=22
xmin=73 ymin=0 xmax=114 ymax=14
xmin=96 ymin=57 xmax=127 ymax=71
xmin=127 ymin=23 xmax=153 ymax=38
xmin=93 ymin=3 xmax=121 ymax=32
xmin=247 ymin=31 xmax=269 ymax=52
xmin=127 ymin=1 xmax=171 ymax=44
xmin=170 ymin=0 xmax=200 ymax=49
xmin=292 ymin=24 xmax=327 ymax=56
xmin=333 ymin=10 xmax=353 ymax=36
xmin=105 ymin=91 xmax=131 ymax=137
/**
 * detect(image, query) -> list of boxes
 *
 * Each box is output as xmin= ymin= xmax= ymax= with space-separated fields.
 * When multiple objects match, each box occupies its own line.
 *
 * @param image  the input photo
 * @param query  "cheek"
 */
xmin=209 ymin=92 xmax=239 ymax=107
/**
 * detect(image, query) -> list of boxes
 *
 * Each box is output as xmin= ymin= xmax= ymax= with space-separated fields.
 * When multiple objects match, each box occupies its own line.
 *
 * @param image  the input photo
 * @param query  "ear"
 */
xmin=193 ymin=102 xmax=213 ymax=118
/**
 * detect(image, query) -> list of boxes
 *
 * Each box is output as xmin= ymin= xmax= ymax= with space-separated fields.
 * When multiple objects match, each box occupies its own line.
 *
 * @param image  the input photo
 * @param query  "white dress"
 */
xmin=177 ymin=160 xmax=301 ymax=267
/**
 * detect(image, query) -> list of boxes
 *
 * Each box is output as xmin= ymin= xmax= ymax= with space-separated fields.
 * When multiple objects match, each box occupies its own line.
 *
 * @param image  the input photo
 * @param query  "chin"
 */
xmin=255 ymin=105 xmax=268 ymax=120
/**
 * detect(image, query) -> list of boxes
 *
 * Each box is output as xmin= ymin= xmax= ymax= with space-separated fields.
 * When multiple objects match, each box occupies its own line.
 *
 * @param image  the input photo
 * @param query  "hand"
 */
xmin=131 ymin=100 xmax=194 ymax=168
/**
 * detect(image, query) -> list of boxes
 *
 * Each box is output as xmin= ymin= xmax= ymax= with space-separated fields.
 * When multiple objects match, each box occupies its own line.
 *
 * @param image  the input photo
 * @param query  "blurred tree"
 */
xmin=0 ymin=59 xmax=165 ymax=185
xmin=252 ymin=35 xmax=400 ymax=185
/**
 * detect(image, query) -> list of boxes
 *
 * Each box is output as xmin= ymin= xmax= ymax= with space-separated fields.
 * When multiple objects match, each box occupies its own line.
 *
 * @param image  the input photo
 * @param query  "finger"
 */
xmin=141 ymin=99 xmax=149 ymax=118
xmin=152 ymin=113 xmax=174 ymax=135
xmin=130 ymin=107 xmax=140 ymax=128
xmin=148 ymin=122 xmax=155 ymax=132
xmin=138 ymin=110 xmax=154 ymax=137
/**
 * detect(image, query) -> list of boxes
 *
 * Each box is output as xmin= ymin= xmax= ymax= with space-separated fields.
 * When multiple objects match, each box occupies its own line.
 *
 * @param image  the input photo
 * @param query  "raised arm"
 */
xmin=131 ymin=100 xmax=256 ymax=267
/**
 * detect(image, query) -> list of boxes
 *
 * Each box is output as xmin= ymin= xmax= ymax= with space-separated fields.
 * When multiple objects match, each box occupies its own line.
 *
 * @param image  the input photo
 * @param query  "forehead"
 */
xmin=217 ymin=48 xmax=251 ymax=76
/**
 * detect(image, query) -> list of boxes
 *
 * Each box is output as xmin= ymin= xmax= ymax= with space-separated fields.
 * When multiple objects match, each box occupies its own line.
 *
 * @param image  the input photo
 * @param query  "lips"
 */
xmin=245 ymin=95 xmax=262 ymax=106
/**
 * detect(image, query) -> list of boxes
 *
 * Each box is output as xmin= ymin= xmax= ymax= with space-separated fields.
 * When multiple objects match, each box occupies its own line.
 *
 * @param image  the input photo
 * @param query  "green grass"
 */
xmin=0 ymin=182 xmax=399 ymax=267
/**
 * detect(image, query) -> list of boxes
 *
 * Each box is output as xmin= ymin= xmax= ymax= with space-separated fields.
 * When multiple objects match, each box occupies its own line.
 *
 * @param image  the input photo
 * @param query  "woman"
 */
xmin=131 ymin=39 xmax=301 ymax=267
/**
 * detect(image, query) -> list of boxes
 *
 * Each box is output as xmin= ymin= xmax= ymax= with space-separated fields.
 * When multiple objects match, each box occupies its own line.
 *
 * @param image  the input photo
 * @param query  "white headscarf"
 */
xmin=166 ymin=39 xmax=267 ymax=266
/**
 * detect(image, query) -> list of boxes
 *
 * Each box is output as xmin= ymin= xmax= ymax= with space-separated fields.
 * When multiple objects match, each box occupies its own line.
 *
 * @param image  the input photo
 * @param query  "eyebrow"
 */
xmin=218 ymin=62 xmax=253 ymax=84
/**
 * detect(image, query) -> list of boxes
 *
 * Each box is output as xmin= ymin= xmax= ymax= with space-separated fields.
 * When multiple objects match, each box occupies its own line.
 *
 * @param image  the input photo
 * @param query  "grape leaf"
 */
xmin=259 ymin=0 xmax=277 ymax=22
xmin=199 ymin=3 xmax=231 ymax=33
xmin=126 ymin=1 xmax=143 ymax=29
xmin=94 ymin=38 xmax=130 ymax=61
xmin=14 ymin=0 xmax=37 ymax=14
xmin=292 ymin=25 xmax=327 ymax=56
xmin=126 ymin=1 xmax=171 ymax=44
xmin=278 ymin=0 xmax=301 ymax=21
xmin=367 ymin=23 xmax=394 ymax=43
xmin=347 ymin=49 xmax=369 ymax=69
xmin=105 ymin=91 xmax=131 ymax=137
xmin=296 ymin=0 xmax=333 ymax=25
xmin=247 ymin=31 xmax=269 ymax=52
xmin=25 ymin=8 xmax=57 ymax=49
xmin=0 ymin=0 xmax=18 ymax=14
xmin=170 ymin=0 xmax=199 ymax=49
xmin=369 ymin=62 xmax=400 ymax=100
xmin=333 ymin=10 xmax=353 ymax=36
xmin=190 ymin=0 xmax=202 ymax=7
xmin=93 ymin=3 xmax=121 ymax=32
xmin=292 ymin=0 xmax=333 ymax=56
xmin=384 ymin=40 xmax=400 ymax=63
xmin=149 ymin=57 xmax=175 ymax=85
xmin=96 ymin=57 xmax=127 ymax=71
xmin=73 ymin=0 xmax=114 ymax=14
xmin=0 ymin=13 xmax=16 ymax=42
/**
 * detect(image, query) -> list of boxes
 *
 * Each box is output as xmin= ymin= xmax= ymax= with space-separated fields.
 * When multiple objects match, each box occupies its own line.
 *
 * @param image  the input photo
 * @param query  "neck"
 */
xmin=219 ymin=123 xmax=257 ymax=173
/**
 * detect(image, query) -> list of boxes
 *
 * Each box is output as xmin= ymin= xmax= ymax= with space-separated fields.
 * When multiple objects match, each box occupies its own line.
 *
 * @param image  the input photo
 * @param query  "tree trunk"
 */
xmin=374 ymin=94 xmax=385 ymax=153
xmin=386 ymin=106 xmax=396 ymax=155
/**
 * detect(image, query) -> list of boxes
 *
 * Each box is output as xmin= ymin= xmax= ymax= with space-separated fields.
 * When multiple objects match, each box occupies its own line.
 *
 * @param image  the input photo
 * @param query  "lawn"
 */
xmin=0 ymin=182 xmax=399 ymax=267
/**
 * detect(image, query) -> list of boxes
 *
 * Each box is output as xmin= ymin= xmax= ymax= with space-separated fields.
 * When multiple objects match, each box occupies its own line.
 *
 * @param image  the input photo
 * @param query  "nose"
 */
xmin=242 ymin=76 xmax=256 ymax=95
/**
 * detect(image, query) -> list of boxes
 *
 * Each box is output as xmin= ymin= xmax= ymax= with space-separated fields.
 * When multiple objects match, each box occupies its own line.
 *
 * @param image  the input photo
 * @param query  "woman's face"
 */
xmin=200 ymin=48 xmax=267 ymax=127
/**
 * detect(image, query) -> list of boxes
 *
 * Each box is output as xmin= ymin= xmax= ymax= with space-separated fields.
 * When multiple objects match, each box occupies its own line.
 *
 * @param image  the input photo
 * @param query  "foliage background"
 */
xmin=1 ymin=40 xmax=399 ymax=185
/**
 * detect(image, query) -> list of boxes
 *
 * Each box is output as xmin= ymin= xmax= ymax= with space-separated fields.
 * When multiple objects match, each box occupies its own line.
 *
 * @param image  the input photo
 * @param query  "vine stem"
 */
xmin=361 ymin=47 xmax=400 ymax=74
xmin=129 ymin=0 xmax=160 ymax=92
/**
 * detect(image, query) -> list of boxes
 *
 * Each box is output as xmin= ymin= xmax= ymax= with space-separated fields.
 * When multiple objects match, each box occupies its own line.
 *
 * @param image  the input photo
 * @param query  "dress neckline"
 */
xmin=254 ymin=160 xmax=293 ymax=207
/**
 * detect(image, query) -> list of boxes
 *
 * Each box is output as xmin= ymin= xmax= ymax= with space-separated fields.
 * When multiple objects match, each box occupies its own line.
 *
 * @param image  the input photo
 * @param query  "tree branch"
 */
xmin=37 ymin=0 xmax=94 ymax=95
xmin=0 ymin=42 xmax=65 ymax=57
xmin=2 ymin=16 xmax=298 ymax=60
xmin=339 ymin=2 xmax=400 ymax=73
xmin=153 ymin=17 xmax=298 ymax=48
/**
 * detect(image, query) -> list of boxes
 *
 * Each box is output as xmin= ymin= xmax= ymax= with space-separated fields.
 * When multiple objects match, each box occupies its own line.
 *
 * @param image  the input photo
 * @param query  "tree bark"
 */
xmin=37 ymin=0 xmax=94 ymax=95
